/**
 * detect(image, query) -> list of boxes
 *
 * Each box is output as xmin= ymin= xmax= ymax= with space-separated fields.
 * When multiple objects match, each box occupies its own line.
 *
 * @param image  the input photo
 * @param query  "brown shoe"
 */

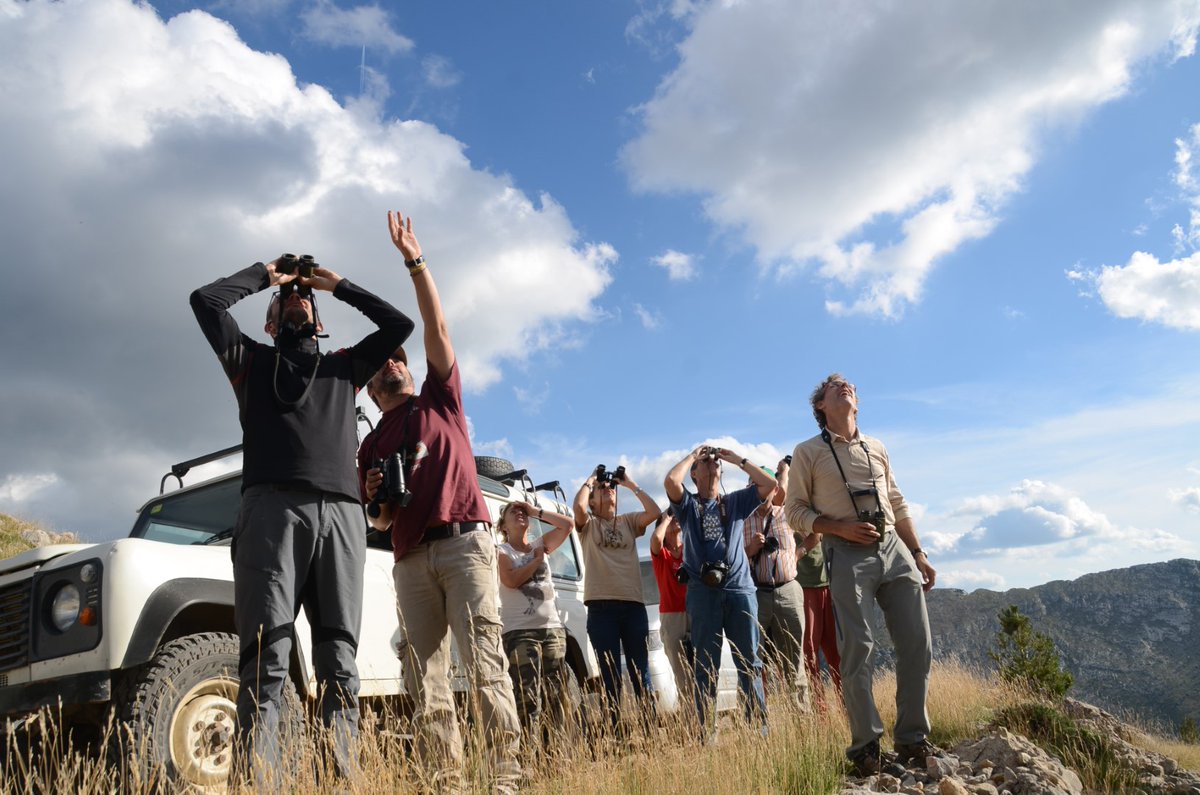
xmin=848 ymin=740 xmax=897 ymax=777
xmin=893 ymin=738 xmax=944 ymax=767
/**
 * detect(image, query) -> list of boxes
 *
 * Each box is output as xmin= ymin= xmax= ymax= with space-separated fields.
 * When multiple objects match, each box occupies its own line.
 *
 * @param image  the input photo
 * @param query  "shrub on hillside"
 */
xmin=990 ymin=604 xmax=1073 ymax=699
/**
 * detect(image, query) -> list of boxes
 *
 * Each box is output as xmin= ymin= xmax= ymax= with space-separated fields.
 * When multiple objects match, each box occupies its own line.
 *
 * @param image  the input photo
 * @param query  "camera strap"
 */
xmin=272 ymin=349 xmax=322 ymax=408
xmin=821 ymin=429 xmax=884 ymax=520
xmin=368 ymin=397 xmax=418 ymax=462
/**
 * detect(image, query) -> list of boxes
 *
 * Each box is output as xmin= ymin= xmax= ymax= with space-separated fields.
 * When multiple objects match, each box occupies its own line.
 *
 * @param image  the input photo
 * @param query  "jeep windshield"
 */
xmin=129 ymin=475 xmax=241 ymax=546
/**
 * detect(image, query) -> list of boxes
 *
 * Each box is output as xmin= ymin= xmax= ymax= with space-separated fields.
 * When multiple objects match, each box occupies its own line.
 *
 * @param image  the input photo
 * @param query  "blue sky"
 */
xmin=1 ymin=0 xmax=1199 ymax=590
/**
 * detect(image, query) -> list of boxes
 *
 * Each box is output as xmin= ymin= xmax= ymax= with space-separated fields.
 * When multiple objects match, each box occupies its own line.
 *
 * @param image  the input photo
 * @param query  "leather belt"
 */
xmin=755 ymin=578 xmax=795 ymax=591
xmin=421 ymin=521 xmax=488 ymax=543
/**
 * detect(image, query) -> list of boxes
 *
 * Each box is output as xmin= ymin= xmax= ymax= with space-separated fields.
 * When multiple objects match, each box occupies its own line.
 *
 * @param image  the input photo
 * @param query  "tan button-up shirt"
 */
xmin=784 ymin=429 xmax=910 ymax=537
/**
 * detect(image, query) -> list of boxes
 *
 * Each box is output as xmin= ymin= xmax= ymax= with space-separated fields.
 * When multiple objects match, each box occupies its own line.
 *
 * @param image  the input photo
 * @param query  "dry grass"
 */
xmin=2 ymin=660 xmax=1195 ymax=794
xmin=0 ymin=513 xmax=79 ymax=560
xmin=0 ymin=513 xmax=38 ymax=560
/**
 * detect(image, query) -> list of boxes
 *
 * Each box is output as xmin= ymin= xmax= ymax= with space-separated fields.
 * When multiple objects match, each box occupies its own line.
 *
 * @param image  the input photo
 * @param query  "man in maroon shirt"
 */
xmin=359 ymin=212 xmax=520 ymax=793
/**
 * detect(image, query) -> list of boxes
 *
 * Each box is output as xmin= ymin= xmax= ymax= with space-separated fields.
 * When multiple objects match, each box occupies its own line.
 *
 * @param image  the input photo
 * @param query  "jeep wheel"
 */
xmin=112 ymin=632 xmax=299 ymax=791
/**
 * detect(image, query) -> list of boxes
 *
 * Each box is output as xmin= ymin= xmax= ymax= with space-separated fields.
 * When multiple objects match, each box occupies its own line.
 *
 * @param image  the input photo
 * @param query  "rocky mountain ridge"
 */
xmin=872 ymin=558 xmax=1200 ymax=728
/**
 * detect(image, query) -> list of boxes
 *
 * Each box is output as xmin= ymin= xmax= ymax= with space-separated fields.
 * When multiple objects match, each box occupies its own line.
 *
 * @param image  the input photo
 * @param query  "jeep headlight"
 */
xmin=32 ymin=558 xmax=103 ymax=661
xmin=50 ymin=584 xmax=82 ymax=631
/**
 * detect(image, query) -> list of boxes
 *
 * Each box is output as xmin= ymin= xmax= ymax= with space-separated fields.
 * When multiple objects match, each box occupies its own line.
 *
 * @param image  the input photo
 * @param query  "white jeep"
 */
xmin=0 ymin=447 xmax=610 ymax=789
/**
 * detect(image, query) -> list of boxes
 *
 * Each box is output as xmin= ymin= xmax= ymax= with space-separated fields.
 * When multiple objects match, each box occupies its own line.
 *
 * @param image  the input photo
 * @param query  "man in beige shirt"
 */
xmin=784 ymin=373 xmax=938 ymax=777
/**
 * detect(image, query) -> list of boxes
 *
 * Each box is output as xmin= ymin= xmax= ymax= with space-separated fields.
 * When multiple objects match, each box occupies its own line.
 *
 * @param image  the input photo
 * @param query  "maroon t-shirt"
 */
xmin=358 ymin=361 xmax=490 ymax=560
xmin=651 ymin=546 xmax=687 ymax=614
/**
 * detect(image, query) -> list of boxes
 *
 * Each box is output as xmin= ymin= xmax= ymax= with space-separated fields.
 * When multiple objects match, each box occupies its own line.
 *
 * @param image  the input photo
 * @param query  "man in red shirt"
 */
xmin=359 ymin=212 xmax=521 ymax=793
xmin=650 ymin=509 xmax=692 ymax=708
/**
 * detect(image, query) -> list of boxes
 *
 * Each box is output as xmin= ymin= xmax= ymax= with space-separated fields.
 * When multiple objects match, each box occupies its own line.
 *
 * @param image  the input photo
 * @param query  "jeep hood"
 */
xmin=0 ymin=543 xmax=94 ymax=576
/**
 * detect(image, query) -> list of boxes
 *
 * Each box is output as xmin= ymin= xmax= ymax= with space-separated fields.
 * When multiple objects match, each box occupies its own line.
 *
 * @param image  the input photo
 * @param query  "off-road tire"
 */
xmin=111 ymin=631 xmax=300 ymax=791
xmin=474 ymin=456 xmax=516 ymax=480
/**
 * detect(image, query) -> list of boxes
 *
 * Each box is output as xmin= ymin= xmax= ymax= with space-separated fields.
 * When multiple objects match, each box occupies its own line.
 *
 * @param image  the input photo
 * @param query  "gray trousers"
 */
xmin=232 ymin=485 xmax=366 ymax=781
xmin=755 ymin=578 xmax=811 ymax=709
xmin=826 ymin=531 xmax=931 ymax=756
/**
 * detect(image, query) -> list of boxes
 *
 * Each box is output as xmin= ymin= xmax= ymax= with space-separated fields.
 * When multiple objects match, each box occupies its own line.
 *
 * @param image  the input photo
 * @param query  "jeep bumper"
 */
xmin=0 ymin=671 xmax=111 ymax=717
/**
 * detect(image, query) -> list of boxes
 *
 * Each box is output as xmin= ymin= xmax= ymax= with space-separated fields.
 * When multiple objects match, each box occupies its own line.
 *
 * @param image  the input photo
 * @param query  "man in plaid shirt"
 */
xmin=743 ymin=458 xmax=811 ymax=710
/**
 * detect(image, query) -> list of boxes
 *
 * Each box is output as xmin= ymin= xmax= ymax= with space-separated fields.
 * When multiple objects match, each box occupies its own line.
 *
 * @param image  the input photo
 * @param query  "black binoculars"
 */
xmin=595 ymin=464 xmax=625 ymax=485
xmin=277 ymin=253 xmax=317 ymax=297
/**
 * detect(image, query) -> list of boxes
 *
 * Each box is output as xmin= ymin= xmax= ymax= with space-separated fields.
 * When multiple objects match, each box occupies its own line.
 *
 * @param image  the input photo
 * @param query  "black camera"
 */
xmin=674 ymin=566 xmax=689 ymax=585
xmin=594 ymin=464 xmax=625 ymax=485
xmin=367 ymin=452 xmax=412 ymax=518
xmin=699 ymin=561 xmax=729 ymax=587
xmin=858 ymin=508 xmax=886 ymax=537
xmin=277 ymin=253 xmax=317 ymax=298
xmin=761 ymin=535 xmax=780 ymax=555
xmin=698 ymin=446 xmax=719 ymax=460
xmin=781 ymin=455 xmax=792 ymax=466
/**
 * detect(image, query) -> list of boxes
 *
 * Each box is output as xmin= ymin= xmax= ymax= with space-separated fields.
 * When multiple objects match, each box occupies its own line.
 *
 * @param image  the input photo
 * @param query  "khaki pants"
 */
xmin=392 ymin=530 xmax=522 ymax=792
xmin=658 ymin=610 xmax=693 ymax=707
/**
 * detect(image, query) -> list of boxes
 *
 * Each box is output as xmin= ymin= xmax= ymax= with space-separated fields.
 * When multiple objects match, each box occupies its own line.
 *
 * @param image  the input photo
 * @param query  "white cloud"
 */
xmin=0 ymin=0 xmax=612 ymax=539
xmin=939 ymin=479 xmax=1180 ymax=557
xmin=651 ymin=249 xmax=697 ymax=281
xmin=422 ymin=54 xmax=461 ymax=89
xmin=622 ymin=0 xmax=1200 ymax=316
xmin=300 ymin=0 xmax=414 ymax=54
xmin=1171 ymin=123 xmax=1200 ymax=251
xmin=1088 ymin=250 xmax=1200 ymax=330
xmin=0 ymin=473 xmax=60 ymax=504
xmin=633 ymin=303 xmax=662 ymax=329
xmin=1170 ymin=485 xmax=1200 ymax=512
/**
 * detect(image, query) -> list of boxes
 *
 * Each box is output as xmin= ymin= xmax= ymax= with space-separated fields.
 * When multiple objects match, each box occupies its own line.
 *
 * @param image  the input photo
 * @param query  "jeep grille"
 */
xmin=0 ymin=581 xmax=31 ymax=673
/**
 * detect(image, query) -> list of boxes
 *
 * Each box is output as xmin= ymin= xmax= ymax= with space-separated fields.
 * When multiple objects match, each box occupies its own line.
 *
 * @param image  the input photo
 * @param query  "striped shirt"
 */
xmin=742 ymin=505 xmax=797 ymax=586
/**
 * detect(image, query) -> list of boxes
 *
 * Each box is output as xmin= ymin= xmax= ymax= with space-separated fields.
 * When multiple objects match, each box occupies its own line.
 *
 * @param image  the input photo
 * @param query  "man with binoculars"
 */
xmin=190 ymin=247 xmax=414 ymax=784
xmin=785 ymin=374 xmax=939 ymax=777
xmin=664 ymin=445 xmax=777 ymax=738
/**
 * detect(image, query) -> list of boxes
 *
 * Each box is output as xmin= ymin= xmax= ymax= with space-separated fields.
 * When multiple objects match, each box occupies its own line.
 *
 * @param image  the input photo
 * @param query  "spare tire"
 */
xmin=474 ymin=456 xmax=516 ymax=480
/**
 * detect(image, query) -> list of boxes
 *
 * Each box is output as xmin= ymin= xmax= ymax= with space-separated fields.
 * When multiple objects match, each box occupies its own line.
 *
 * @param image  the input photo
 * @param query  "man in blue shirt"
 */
xmin=665 ymin=445 xmax=777 ymax=737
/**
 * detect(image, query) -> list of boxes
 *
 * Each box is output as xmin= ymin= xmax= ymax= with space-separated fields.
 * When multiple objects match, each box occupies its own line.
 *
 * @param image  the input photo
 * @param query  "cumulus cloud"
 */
xmin=1085 ymin=251 xmax=1200 ymax=330
xmin=942 ymin=480 xmax=1179 ymax=558
xmin=622 ymin=0 xmax=1200 ymax=316
xmin=0 ymin=0 xmax=612 ymax=539
xmin=299 ymin=0 xmax=413 ymax=54
xmin=651 ymin=249 xmax=697 ymax=281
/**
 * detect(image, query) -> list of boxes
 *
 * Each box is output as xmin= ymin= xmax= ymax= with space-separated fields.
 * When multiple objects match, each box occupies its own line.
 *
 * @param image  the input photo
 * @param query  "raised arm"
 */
xmin=190 ymin=261 xmax=277 ymax=384
xmin=573 ymin=471 xmax=596 ymax=530
xmin=718 ymin=448 xmax=776 ymax=501
xmin=665 ymin=447 xmax=702 ymax=503
xmin=388 ymin=211 xmax=454 ymax=382
xmin=650 ymin=512 xmax=670 ymax=556
xmin=618 ymin=472 xmax=662 ymax=532
xmin=515 ymin=500 xmax=575 ymax=554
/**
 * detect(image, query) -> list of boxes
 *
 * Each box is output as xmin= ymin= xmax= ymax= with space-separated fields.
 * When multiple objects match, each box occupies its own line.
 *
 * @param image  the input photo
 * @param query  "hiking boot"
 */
xmin=847 ymin=740 xmax=890 ymax=777
xmin=893 ymin=738 xmax=944 ymax=767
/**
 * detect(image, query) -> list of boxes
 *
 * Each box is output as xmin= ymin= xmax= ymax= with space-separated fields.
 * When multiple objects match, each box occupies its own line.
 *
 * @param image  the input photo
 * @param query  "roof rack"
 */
xmin=160 ymin=444 xmax=243 ymax=494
